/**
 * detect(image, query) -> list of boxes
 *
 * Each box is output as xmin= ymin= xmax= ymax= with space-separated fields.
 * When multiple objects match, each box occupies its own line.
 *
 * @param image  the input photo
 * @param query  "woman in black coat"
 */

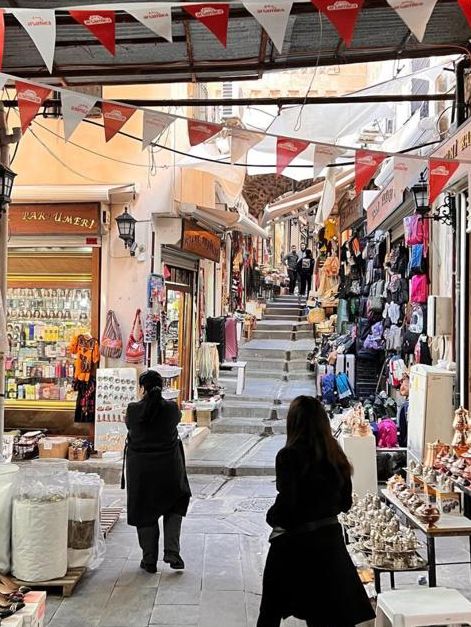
xmin=297 ymin=249 xmax=315 ymax=297
xmin=257 ymin=396 xmax=375 ymax=627
xmin=124 ymin=370 xmax=191 ymax=573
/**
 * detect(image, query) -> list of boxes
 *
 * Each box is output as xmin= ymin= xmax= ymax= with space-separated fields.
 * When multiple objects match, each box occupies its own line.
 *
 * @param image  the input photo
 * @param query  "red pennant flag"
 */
xmin=276 ymin=137 xmax=310 ymax=175
xmin=458 ymin=0 xmax=471 ymax=28
xmin=183 ymin=4 xmax=230 ymax=46
xmin=428 ymin=158 xmax=459 ymax=205
xmin=355 ymin=149 xmax=387 ymax=195
xmin=310 ymin=0 xmax=364 ymax=46
xmin=0 ymin=10 xmax=5 ymax=70
xmin=16 ymin=81 xmax=51 ymax=133
xmin=69 ymin=10 xmax=116 ymax=55
xmin=102 ymin=102 xmax=136 ymax=142
xmin=187 ymin=120 xmax=222 ymax=146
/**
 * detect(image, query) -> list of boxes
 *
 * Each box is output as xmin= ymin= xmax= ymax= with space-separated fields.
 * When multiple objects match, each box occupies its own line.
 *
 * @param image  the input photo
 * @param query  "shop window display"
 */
xmin=5 ymin=287 xmax=91 ymax=403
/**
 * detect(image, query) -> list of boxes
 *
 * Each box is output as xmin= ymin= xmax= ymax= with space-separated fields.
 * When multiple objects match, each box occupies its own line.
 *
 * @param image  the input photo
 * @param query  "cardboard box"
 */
xmin=38 ymin=437 xmax=70 ymax=459
xmin=16 ymin=591 xmax=46 ymax=627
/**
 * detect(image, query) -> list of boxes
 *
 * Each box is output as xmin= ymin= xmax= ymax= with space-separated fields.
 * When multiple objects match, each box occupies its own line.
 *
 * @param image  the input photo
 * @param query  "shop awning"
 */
xmin=180 ymin=204 xmax=268 ymax=239
xmin=261 ymin=169 xmax=355 ymax=226
xmin=234 ymin=215 xmax=268 ymax=239
xmin=12 ymin=184 xmax=137 ymax=204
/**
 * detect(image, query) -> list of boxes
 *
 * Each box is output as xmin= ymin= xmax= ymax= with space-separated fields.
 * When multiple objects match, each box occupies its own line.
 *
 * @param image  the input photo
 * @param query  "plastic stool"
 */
xmin=375 ymin=587 xmax=471 ymax=627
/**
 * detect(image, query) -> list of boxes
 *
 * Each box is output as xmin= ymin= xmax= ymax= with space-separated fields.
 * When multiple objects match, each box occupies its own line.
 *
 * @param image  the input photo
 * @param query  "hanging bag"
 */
xmin=410 ymin=274 xmax=428 ymax=304
xmin=125 ymin=309 xmax=146 ymax=364
xmin=100 ymin=310 xmax=123 ymax=359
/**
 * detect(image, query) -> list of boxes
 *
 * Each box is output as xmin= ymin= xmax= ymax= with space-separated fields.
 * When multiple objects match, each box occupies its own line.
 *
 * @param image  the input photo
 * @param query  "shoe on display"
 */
xmin=139 ymin=560 xmax=157 ymax=574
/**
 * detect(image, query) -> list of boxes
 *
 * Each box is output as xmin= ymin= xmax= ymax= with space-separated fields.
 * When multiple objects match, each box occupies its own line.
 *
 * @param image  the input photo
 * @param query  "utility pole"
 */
xmin=0 ymin=102 xmax=21 ymax=463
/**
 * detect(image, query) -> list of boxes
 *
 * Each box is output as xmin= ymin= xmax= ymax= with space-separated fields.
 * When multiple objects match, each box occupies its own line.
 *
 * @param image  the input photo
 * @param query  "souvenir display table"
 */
xmin=382 ymin=489 xmax=471 ymax=588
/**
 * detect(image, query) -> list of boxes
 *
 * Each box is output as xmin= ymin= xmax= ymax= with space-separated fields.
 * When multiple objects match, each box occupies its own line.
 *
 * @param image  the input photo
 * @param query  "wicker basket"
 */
xmin=308 ymin=307 xmax=326 ymax=324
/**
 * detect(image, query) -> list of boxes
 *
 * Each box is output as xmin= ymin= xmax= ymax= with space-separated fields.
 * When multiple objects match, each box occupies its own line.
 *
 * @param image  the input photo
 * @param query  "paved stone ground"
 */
xmin=43 ymin=479 xmax=471 ymax=627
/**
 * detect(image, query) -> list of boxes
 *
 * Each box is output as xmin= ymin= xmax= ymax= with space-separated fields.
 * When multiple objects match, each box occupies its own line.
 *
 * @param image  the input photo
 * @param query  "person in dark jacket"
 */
xmin=296 ymin=248 xmax=314 ymax=297
xmin=283 ymin=245 xmax=299 ymax=294
xmin=125 ymin=370 xmax=191 ymax=574
xmin=257 ymin=396 xmax=375 ymax=627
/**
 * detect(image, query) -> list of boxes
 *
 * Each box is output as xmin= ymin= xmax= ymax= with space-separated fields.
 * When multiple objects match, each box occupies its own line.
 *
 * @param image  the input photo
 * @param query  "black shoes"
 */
xmin=164 ymin=554 xmax=185 ymax=570
xmin=140 ymin=560 xmax=157 ymax=574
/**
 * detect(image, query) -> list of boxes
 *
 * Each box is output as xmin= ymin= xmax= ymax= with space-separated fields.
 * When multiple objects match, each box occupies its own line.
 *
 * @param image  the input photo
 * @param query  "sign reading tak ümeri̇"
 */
xmin=9 ymin=203 xmax=101 ymax=236
xmin=181 ymin=219 xmax=221 ymax=262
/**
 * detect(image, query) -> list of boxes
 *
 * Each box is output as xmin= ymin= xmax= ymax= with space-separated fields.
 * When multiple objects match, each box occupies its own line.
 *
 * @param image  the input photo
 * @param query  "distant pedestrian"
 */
xmin=257 ymin=396 xmax=375 ymax=627
xmin=124 ymin=370 xmax=191 ymax=573
xmin=296 ymin=248 xmax=314 ymax=297
xmin=283 ymin=245 xmax=298 ymax=295
xmin=297 ymin=242 xmax=307 ymax=261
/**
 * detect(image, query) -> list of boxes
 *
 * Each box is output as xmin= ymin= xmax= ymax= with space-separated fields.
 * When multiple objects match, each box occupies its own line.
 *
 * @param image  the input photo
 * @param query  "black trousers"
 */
xmin=287 ymin=270 xmax=297 ymax=294
xmin=299 ymin=274 xmax=312 ymax=296
xmin=137 ymin=513 xmax=182 ymax=566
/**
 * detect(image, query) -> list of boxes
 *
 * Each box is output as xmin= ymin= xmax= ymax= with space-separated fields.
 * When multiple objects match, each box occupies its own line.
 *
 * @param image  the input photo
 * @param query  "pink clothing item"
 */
xmin=225 ymin=317 xmax=238 ymax=361
xmin=377 ymin=418 xmax=398 ymax=448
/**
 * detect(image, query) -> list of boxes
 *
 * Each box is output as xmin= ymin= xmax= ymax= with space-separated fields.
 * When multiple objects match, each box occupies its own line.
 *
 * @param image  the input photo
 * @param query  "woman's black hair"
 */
xmin=305 ymin=249 xmax=313 ymax=258
xmin=138 ymin=370 xmax=163 ymax=419
xmin=286 ymin=395 xmax=352 ymax=481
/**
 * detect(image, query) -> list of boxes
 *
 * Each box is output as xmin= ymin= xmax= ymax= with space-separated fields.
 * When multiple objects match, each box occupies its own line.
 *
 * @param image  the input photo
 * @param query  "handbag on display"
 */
xmin=100 ymin=310 xmax=123 ymax=359
xmin=125 ymin=309 xmax=146 ymax=364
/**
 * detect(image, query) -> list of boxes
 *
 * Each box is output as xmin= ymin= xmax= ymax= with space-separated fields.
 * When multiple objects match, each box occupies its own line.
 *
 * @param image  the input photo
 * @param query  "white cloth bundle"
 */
xmin=68 ymin=496 xmax=99 ymax=568
xmin=0 ymin=464 xmax=19 ymax=574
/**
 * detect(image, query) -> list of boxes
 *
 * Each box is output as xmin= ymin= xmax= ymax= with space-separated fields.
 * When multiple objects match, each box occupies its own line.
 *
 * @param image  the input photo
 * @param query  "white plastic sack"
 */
xmin=12 ymin=466 xmax=69 ymax=581
xmin=0 ymin=464 xmax=19 ymax=574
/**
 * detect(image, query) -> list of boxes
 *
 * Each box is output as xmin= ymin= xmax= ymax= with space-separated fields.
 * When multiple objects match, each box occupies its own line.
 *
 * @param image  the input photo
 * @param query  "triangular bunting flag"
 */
xmin=428 ymin=158 xmax=459 ymax=205
xmin=386 ymin=0 xmax=438 ymax=42
xmin=313 ymin=144 xmax=343 ymax=178
xmin=392 ymin=156 xmax=426 ymax=195
xmin=316 ymin=166 xmax=337 ymax=224
xmin=355 ymin=149 xmax=387 ymax=195
xmin=12 ymin=10 xmax=56 ymax=73
xmin=183 ymin=4 xmax=230 ymax=46
xmin=61 ymin=91 xmax=97 ymax=142
xmin=126 ymin=5 xmax=173 ymax=43
xmin=16 ymin=81 xmax=51 ymax=133
xmin=230 ymin=128 xmax=264 ymax=163
xmin=241 ymin=1 xmax=293 ymax=53
xmin=276 ymin=137 xmax=310 ymax=175
xmin=142 ymin=110 xmax=175 ymax=149
xmin=102 ymin=102 xmax=136 ymax=142
xmin=0 ymin=11 xmax=5 ymax=71
xmin=69 ymin=10 xmax=116 ymax=55
xmin=310 ymin=0 xmax=364 ymax=46
xmin=188 ymin=120 xmax=222 ymax=146
xmin=458 ymin=0 xmax=471 ymax=29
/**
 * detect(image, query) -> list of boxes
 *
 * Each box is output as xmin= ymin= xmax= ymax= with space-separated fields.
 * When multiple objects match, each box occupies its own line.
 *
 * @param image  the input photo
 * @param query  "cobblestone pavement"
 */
xmin=43 ymin=479 xmax=471 ymax=627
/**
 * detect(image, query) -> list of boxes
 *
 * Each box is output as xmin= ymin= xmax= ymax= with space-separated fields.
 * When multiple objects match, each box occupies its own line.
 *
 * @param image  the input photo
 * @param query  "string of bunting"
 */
xmin=4 ymin=69 xmax=470 ymax=204
xmin=0 ymin=0 xmax=470 ymax=73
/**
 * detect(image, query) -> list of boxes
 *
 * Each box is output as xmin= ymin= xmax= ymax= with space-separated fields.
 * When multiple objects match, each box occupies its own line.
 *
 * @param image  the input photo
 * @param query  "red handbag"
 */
xmin=125 ymin=309 xmax=146 ymax=364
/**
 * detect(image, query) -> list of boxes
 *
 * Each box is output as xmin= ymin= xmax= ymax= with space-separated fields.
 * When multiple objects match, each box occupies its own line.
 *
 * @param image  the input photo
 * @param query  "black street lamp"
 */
xmin=412 ymin=170 xmax=429 ymax=214
xmin=115 ymin=207 xmax=137 ymax=255
xmin=0 ymin=164 xmax=16 ymax=213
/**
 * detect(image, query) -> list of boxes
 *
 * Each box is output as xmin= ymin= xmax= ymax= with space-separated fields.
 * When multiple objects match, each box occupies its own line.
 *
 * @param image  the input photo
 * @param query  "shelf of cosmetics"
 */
xmin=340 ymin=493 xmax=427 ymax=571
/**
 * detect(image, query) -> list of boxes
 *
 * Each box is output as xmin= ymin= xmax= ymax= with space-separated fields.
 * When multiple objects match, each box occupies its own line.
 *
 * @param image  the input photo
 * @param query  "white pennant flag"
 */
xmin=142 ymin=110 xmax=175 ymax=149
xmin=61 ymin=91 xmax=97 ymax=141
xmin=242 ymin=1 xmax=293 ymax=53
xmin=230 ymin=128 xmax=264 ymax=163
xmin=393 ymin=156 xmax=427 ymax=195
xmin=313 ymin=144 xmax=343 ymax=178
xmin=386 ymin=0 xmax=438 ymax=42
xmin=12 ymin=10 xmax=56 ymax=73
xmin=126 ymin=5 xmax=173 ymax=43
xmin=316 ymin=167 xmax=337 ymax=225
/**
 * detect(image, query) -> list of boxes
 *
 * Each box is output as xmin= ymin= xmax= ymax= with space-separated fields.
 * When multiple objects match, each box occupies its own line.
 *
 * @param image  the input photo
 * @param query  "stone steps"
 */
xmin=252 ymin=329 xmax=295 ymax=340
xmin=238 ymin=348 xmax=287 ymax=360
xmin=221 ymin=400 xmax=272 ymax=419
xmin=263 ymin=314 xmax=306 ymax=321
xmin=264 ymin=307 xmax=305 ymax=317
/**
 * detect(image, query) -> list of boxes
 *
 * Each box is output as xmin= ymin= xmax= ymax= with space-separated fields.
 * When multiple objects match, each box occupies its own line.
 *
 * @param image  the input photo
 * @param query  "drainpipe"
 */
xmin=454 ymin=58 xmax=469 ymax=407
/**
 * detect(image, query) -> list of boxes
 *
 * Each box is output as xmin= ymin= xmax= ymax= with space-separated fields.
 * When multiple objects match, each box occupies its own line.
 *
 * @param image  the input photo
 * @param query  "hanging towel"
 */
xmin=224 ymin=318 xmax=238 ymax=361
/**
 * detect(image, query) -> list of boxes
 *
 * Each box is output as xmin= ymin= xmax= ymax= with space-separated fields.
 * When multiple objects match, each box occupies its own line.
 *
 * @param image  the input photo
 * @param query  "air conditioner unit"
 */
xmin=427 ymin=295 xmax=453 ymax=336
xmin=220 ymin=82 xmax=242 ymax=121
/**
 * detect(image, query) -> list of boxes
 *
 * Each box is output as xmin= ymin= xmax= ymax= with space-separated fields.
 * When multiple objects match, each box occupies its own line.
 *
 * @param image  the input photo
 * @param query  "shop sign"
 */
xmin=181 ymin=219 xmax=220 ymax=262
xmin=9 ymin=203 xmax=101 ymax=236
xmin=432 ymin=115 xmax=471 ymax=161
xmin=366 ymin=179 xmax=401 ymax=233
xmin=339 ymin=193 xmax=363 ymax=232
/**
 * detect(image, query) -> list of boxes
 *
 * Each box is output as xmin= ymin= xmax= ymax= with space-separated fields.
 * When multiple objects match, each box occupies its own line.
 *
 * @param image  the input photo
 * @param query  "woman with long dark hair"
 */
xmin=257 ymin=396 xmax=374 ymax=627
xmin=124 ymin=370 xmax=191 ymax=573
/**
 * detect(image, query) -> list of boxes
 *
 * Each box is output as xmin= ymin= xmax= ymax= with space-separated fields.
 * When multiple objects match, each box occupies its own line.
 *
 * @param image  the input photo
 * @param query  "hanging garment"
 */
xmin=224 ymin=318 xmax=238 ymax=361
xmin=206 ymin=317 xmax=226 ymax=363
xmin=73 ymin=377 xmax=96 ymax=423
xmin=0 ymin=297 xmax=8 ymax=355
xmin=69 ymin=335 xmax=100 ymax=383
